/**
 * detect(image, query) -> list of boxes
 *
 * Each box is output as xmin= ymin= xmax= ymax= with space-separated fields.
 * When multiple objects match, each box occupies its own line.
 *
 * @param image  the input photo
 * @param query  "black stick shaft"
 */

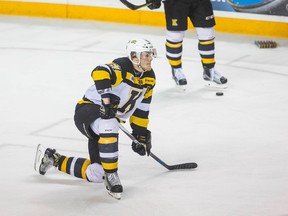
xmin=120 ymin=0 xmax=151 ymax=10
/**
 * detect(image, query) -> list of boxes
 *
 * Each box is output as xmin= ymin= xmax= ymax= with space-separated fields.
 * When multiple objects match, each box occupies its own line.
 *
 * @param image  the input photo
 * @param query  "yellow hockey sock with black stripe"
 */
xmin=58 ymin=156 xmax=91 ymax=180
xmin=198 ymin=38 xmax=215 ymax=68
xmin=98 ymin=134 xmax=119 ymax=173
xmin=165 ymin=39 xmax=183 ymax=68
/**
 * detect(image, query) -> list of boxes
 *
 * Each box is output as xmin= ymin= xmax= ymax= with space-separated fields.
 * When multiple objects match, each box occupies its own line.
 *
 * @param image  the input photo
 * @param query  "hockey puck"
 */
xmin=216 ymin=92 xmax=224 ymax=96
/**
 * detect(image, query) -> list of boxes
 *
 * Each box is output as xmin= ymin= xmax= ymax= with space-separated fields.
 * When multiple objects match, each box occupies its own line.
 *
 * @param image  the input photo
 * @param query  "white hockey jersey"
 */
xmin=81 ymin=57 xmax=156 ymax=134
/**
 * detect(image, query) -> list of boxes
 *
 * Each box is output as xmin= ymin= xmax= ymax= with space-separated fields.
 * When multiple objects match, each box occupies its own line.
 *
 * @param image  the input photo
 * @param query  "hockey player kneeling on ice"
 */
xmin=34 ymin=38 xmax=156 ymax=200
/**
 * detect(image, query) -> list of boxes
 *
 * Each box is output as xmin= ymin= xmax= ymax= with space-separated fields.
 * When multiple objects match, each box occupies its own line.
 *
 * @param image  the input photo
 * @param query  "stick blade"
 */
xmin=168 ymin=162 xmax=198 ymax=170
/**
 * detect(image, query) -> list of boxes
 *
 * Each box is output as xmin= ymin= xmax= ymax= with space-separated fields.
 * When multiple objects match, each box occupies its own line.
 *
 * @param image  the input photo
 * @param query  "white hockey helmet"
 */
xmin=126 ymin=38 xmax=157 ymax=65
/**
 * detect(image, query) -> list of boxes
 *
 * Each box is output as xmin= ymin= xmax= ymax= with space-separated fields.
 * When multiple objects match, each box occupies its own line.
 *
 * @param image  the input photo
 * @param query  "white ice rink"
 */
xmin=1 ymin=15 xmax=288 ymax=216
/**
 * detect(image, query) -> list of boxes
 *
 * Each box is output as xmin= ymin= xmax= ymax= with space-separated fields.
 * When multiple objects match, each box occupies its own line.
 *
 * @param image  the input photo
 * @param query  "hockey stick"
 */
xmin=118 ymin=123 xmax=198 ymax=170
xmin=120 ymin=0 xmax=151 ymax=10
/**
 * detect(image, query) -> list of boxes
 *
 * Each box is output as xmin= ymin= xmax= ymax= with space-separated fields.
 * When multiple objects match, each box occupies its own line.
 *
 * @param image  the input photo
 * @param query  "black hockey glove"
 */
xmin=99 ymin=94 xmax=120 ymax=119
xmin=146 ymin=0 xmax=161 ymax=10
xmin=132 ymin=130 xmax=152 ymax=156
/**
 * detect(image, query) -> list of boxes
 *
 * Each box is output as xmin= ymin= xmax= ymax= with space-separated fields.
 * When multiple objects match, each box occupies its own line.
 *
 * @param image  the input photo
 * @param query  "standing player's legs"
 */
xmin=163 ymin=0 xmax=189 ymax=86
xmin=189 ymin=0 xmax=227 ymax=85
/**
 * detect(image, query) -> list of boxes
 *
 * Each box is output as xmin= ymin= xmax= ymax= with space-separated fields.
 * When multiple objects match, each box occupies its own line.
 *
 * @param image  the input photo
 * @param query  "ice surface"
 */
xmin=0 ymin=15 xmax=288 ymax=216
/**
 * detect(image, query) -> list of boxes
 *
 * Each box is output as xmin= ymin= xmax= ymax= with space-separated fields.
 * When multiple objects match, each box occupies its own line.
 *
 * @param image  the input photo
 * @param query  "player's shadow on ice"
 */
xmin=29 ymin=172 xmax=93 ymax=187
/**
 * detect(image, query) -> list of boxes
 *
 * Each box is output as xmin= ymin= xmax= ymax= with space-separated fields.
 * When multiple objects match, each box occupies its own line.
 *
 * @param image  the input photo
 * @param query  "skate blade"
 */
xmin=175 ymin=84 xmax=187 ymax=91
xmin=204 ymin=81 xmax=227 ymax=89
xmin=107 ymin=191 xmax=121 ymax=200
xmin=34 ymin=144 xmax=45 ymax=173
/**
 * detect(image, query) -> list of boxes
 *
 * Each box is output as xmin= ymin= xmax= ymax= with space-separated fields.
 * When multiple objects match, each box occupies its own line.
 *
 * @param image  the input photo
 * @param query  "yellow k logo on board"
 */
xmin=172 ymin=19 xmax=178 ymax=26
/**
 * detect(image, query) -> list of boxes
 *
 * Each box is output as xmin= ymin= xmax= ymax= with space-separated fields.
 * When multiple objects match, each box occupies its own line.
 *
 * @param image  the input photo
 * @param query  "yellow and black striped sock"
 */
xmin=58 ymin=156 xmax=91 ymax=180
xmin=166 ymin=39 xmax=183 ymax=68
xmin=198 ymin=38 xmax=215 ymax=69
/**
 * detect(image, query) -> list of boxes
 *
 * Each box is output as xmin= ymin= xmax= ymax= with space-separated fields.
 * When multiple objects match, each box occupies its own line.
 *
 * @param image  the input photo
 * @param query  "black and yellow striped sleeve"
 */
xmin=91 ymin=64 xmax=114 ymax=95
xmin=130 ymin=109 xmax=150 ymax=135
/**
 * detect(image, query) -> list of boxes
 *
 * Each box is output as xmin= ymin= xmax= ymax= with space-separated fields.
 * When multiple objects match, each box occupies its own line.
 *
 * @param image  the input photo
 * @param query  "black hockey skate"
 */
xmin=34 ymin=144 xmax=61 ymax=175
xmin=171 ymin=68 xmax=187 ymax=90
xmin=203 ymin=67 xmax=227 ymax=88
xmin=104 ymin=172 xmax=123 ymax=200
